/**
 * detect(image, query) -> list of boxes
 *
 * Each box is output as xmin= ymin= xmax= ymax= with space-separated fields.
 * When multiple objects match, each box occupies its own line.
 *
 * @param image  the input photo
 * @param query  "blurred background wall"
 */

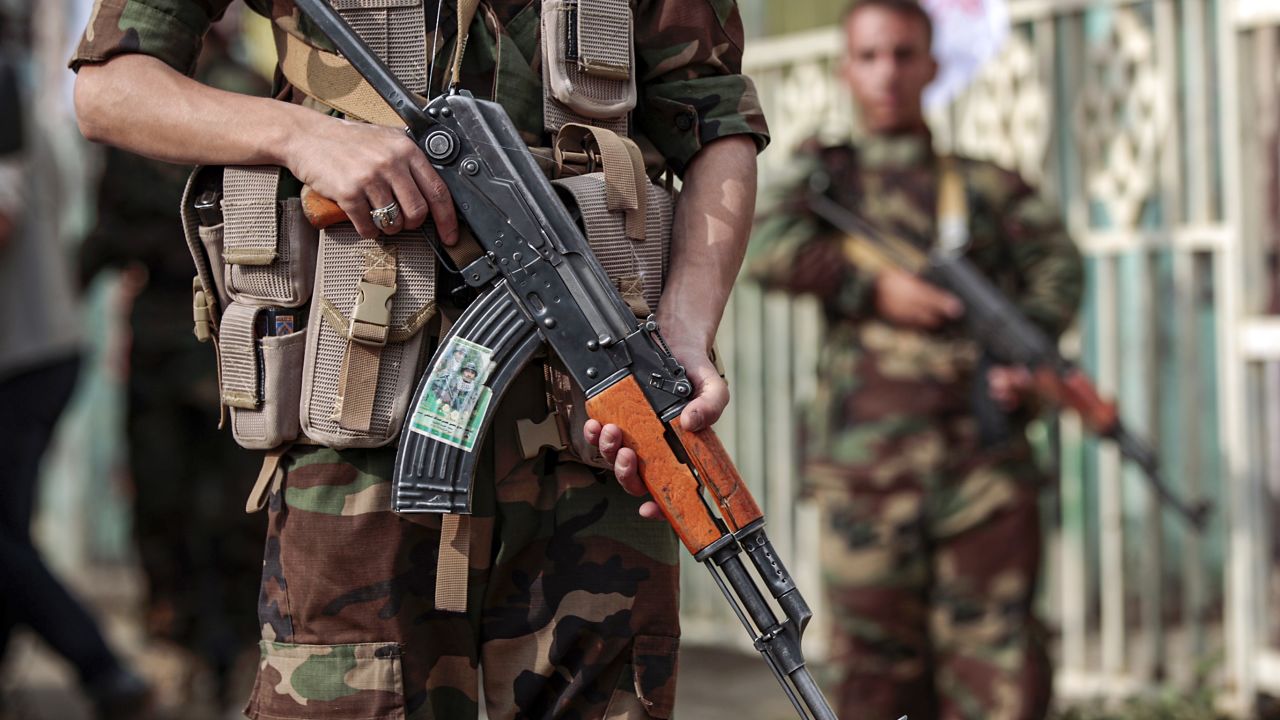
xmin=695 ymin=0 xmax=1280 ymax=714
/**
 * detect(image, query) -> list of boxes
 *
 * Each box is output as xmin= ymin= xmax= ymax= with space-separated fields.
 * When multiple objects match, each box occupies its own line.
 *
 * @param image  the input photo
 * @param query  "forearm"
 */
xmin=657 ymin=135 xmax=758 ymax=352
xmin=75 ymin=54 xmax=457 ymax=240
xmin=75 ymin=54 xmax=306 ymax=168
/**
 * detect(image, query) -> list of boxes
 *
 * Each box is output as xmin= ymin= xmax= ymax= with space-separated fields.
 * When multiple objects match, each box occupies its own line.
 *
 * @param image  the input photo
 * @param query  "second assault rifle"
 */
xmin=289 ymin=1 xmax=839 ymax=717
xmin=806 ymin=191 xmax=1211 ymax=531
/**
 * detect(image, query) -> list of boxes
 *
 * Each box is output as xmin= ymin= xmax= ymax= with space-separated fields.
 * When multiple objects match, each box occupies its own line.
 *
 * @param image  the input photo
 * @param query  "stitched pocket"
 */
xmin=219 ymin=302 xmax=306 ymax=450
xmin=246 ymin=641 xmax=405 ymax=720
xmin=300 ymin=227 xmax=437 ymax=448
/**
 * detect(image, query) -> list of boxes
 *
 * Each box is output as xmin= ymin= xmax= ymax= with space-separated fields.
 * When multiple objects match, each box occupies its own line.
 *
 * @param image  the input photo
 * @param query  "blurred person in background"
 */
xmin=0 ymin=1 xmax=150 ymax=717
xmin=749 ymin=1 xmax=1083 ymax=718
xmin=77 ymin=8 xmax=269 ymax=711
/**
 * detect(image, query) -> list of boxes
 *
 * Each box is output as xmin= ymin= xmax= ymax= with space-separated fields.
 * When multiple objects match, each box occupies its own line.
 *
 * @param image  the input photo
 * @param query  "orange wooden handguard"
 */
xmin=301 ymin=185 xmax=348 ymax=229
xmin=586 ymin=376 xmax=723 ymax=555
xmin=1035 ymin=367 xmax=1119 ymax=434
xmin=671 ymin=418 xmax=763 ymax=533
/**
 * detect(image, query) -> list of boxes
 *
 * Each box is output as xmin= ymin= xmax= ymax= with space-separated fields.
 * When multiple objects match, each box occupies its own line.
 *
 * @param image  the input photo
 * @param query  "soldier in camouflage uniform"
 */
xmin=71 ymin=2 xmax=767 ymax=718
xmin=749 ymin=2 xmax=1082 ymax=718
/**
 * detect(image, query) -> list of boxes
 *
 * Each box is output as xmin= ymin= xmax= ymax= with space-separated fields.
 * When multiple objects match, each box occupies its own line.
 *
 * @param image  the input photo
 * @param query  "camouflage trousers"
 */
xmin=813 ymin=420 xmax=1051 ymax=720
xmin=245 ymin=377 xmax=682 ymax=720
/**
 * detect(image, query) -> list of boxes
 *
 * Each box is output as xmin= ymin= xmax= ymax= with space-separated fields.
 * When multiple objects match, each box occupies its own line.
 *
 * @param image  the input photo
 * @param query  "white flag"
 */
xmin=920 ymin=0 xmax=1011 ymax=109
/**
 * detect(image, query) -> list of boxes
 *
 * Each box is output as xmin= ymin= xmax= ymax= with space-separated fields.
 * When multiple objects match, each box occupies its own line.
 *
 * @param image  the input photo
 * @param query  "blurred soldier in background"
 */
xmin=749 ymin=1 xmax=1082 ymax=718
xmin=0 ymin=1 xmax=150 ymax=717
xmin=78 ymin=9 xmax=269 ymax=711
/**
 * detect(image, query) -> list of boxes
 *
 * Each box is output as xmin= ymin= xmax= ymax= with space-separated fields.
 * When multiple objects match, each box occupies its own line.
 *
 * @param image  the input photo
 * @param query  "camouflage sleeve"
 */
xmin=746 ymin=150 xmax=877 ymax=318
xmin=633 ymin=0 xmax=770 ymax=177
xmin=69 ymin=0 xmax=234 ymax=75
xmin=1001 ymin=179 xmax=1084 ymax=338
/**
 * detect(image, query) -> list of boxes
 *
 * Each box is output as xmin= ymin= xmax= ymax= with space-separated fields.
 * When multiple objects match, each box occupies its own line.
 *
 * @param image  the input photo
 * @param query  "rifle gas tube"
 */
xmin=806 ymin=190 xmax=1212 ymax=531
xmin=291 ymin=1 xmax=839 ymax=717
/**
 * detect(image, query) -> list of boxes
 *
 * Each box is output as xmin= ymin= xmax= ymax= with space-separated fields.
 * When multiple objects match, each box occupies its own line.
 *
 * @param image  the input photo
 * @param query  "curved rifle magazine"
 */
xmin=392 ymin=282 xmax=542 ymax=514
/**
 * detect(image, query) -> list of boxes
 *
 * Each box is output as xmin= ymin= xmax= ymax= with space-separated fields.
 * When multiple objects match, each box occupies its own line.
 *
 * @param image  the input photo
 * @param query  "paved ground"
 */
xmin=0 ymin=565 xmax=803 ymax=720
xmin=0 ymin=642 xmax=801 ymax=720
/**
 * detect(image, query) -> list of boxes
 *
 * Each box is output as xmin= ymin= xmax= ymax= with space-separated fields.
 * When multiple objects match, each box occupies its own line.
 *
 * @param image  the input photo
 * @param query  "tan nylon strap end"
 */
xmin=247 ymin=446 xmax=290 ymax=514
xmin=436 ymin=514 xmax=471 ymax=613
xmin=336 ymin=248 xmax=398 ymax=432
xmin=555 ymin=124 xmax=649 ymax=241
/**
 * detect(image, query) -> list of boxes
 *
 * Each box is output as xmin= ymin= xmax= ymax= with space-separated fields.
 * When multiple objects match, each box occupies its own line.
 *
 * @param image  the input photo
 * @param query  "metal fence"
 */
xmin=685 ymin=0 xmax=1280 ymax=712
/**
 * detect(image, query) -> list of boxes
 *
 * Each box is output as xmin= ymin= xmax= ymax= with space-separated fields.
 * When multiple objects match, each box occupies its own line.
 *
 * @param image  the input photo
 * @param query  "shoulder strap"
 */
xmin=273 ymin=25 xmax=409 ymax=127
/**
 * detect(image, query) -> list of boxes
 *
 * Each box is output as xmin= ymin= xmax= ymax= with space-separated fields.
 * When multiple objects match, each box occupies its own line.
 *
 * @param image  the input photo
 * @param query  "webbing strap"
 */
xmin=274 ymin=25 xmax=407 ymax=127
xmin=335 ymin=247 xmax=398 ymax=432
xmin=577 ymin=0 xmax=632 ymax=80
xmin=220 ymin=303 xmax=262 ymax=410
xmin=223 ymin=167 xmax=281 ymax=265
xmin=555 ymin=124 xmax=648 ymax=240
xmin=435 ymin=514 xmax=471 ymax=612
xmin=246 ymin=445 xmax=290 ymax=514
xmin=450 ymin=0 xmax=481 ymax=89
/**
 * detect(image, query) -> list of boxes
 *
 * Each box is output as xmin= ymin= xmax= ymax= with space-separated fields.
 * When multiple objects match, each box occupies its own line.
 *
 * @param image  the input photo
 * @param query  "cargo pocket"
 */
xmin=621 ymin=634 xmax=679 ymax=719
xmin=246 ymin=641 xmax=405 ymax=720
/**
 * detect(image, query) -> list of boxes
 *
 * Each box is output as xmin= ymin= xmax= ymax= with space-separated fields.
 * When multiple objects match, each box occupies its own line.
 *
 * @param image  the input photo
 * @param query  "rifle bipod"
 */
xmin=697 ymin=528 xmax=838 ymax=720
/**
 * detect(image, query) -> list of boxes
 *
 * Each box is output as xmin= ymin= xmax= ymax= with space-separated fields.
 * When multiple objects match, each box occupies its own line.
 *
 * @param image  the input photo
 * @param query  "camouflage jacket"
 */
xmin=748 ymin=133 xmax=1083 ymax=475
xmin=71 ymin=0 xmax=769 ymax=178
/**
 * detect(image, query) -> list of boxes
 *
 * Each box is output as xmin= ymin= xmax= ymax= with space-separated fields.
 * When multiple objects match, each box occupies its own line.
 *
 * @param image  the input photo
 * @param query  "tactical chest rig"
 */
xmin=184 ymin=0 xmax=673 ymax=466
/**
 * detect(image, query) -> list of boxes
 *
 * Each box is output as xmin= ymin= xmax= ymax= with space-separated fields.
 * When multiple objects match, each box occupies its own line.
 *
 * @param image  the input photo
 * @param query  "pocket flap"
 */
xmin=631 ymin=634 xmax=679 ymax=719
xmin=248 ymin=641 xmax=406 ymax=720
xmin=223 ymin=166 xmax=281 ymax=266
xmin=220 ymin=302 xmax=263 ymax=410
xmin=577 ymin=0 xmax=633 ymax=80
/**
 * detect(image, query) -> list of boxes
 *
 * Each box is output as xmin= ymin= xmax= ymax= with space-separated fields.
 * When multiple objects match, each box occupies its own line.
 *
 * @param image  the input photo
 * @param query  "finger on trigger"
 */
xmin=410 ymin=160 xmax=459 ymax=245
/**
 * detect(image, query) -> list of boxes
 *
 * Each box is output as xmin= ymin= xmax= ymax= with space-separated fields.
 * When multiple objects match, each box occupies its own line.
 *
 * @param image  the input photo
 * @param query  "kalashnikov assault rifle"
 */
xmin=289 ymin=1 xmax=838 ymax=717
xmin=805 ymin=190 xmax=1211 ymax=531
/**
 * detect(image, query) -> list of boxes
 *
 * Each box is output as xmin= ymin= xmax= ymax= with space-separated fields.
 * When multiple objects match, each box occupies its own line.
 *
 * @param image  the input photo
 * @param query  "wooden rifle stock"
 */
xmin=583 ymin=375 xmax=721 ymax=553
xmin=584 ymin=375 xmax=763 ymax=553
xmin=1033 ymin=367 xmax=1120 ymax=434
xmin=301 ymin=186 xmax=348 ymax=230
xmin=671 ymin=417 xmax=765 ymax=533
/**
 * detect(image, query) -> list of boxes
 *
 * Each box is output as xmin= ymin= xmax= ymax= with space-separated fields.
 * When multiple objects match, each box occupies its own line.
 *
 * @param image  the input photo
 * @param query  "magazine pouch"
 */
xmin=219 ymin=301 xmax=306 ymax=450
xmin=301 ymin=226 xmax=437 ymax=449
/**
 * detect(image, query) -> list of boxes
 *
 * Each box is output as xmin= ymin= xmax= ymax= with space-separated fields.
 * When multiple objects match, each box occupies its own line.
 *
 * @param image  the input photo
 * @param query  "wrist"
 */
xmin=269 ymin=101 xmax=324 ymax=172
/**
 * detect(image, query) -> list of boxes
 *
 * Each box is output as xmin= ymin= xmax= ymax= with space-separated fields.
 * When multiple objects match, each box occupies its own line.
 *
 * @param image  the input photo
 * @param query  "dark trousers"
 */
xmin=0 ymin=355 xmax=121 ymax=682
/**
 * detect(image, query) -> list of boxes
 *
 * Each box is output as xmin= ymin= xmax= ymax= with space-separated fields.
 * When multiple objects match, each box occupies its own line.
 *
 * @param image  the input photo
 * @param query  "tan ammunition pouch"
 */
xmin=300 ymin=230 xmax=436 ymax=447
xmin=540 ymin=0 xmax=635 ymax=136
xmin=182 ymin=1 xmax=677 ymax=461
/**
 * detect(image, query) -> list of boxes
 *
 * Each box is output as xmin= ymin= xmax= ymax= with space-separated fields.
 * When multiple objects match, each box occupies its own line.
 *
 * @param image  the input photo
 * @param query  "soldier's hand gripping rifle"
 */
xmin=289 ymin=2 xmax=839 ymax=717
xmin=805 ymin=191 xmax=1211 ymax=531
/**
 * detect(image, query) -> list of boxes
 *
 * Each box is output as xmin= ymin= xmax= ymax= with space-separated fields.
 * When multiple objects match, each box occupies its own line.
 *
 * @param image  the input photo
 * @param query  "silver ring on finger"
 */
xmin=370 ymin=201 xmax=402 ymax=232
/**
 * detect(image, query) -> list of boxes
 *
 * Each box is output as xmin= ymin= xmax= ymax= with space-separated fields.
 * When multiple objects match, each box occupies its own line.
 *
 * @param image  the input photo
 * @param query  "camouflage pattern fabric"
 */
xmin=69 ymin=0 xmax=769 ymax=178
xmin=748 ymin=134 xmax=1081 ymax=720
xmin=71 ymin=2 xmax=765 ymax=716
xmin=249 ymin=366 xmax=681 ymax=720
